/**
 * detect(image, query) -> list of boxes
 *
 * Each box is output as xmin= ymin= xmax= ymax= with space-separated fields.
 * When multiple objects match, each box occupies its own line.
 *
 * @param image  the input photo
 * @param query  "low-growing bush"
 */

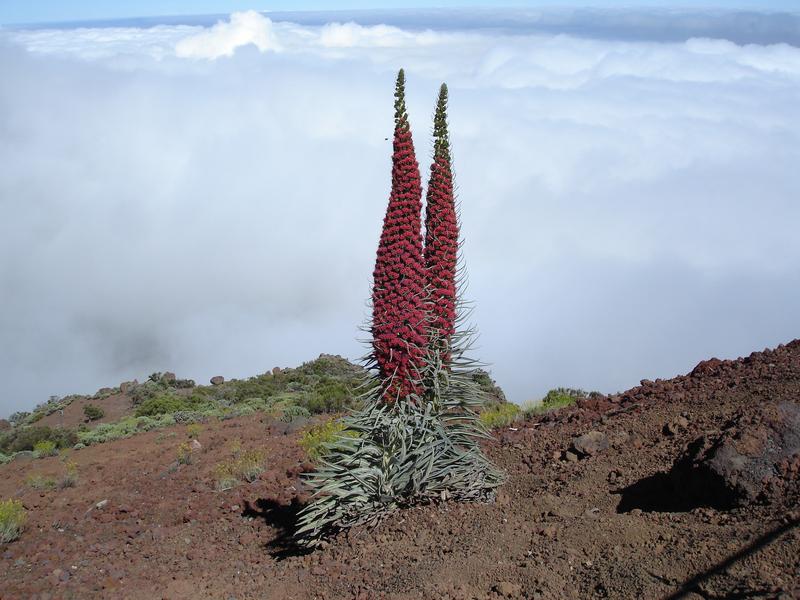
xmin=33 ymin=440 xmax=58 ymax=458
xmin=0 ymin=452 xmax=11 ymax=465
xmin=229 ymin=438 xmax=242 ymax=456
xmin=155 ymin=432 xmax=177 ymax=444
xmin=472 ymin=369 xmax=507 ymax=405
xmin=304 ymin=381 xmax=351 ymax=414
xmin=173 ymin=411 xmax=207 ymax=425
xmin=541 ymin=388 xmax=586 ymax=410
xmin=281 ymin=405 xmax=311 ymax=423
xmin=177 ymin=442 xmax=193 ymax=465
xmin=0 ymin=499 xmax=27 ymax=544
xmin=26 ymin=474 xmax=56 ymax=490
xmin=234 ymin=449 xmax=265 ymax=482
xmin=135 ymin=394 xmax=190 ymax=417
xmin=212 ymin=462 xmax=238 ymax=491
xmin=479 ymin=403 xmax=520 ymax=429
xmin=522 ymin=388 xmax=595 ymax=416
xmin=0 ymin=426 xmax=77 ymax=454
xmin=83 ymin=404 xmax=104 ymax=421
xmin=8 ymin=412 xmax=30 ymax=427
xmin=300 ymin=419 xmax=358 ymax=462
xmin=77 ymin=414 xmax=176 ymax=446
xmin=186 ymin=424 xmax=203 ymax=439
xmin=59 ymin=460 xmax=79 ymax=488
xmin=129 ymin=381 xmax=162 ymax=405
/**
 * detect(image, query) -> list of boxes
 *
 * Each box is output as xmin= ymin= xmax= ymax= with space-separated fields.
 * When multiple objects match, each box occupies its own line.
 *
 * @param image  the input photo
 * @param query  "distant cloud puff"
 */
xmin=318 ymin=22 xmax=438 ymax=48
xmin=175 ymin=11 xmax=282 ymax=59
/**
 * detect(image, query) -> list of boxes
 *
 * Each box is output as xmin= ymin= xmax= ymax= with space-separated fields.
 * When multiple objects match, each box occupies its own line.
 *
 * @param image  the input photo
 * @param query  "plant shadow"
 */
xmin=242 ymin=496 xmax=312 ymax=559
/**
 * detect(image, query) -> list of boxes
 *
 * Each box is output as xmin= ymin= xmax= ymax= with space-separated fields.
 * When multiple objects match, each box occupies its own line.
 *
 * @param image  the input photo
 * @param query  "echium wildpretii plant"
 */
xmin=370 ymin=68 xmax=428 ymax=403
xmin=424 ymin=83 xmax=458 ymax=366
xmin=294 ymin=71 xmax=503 ymax=548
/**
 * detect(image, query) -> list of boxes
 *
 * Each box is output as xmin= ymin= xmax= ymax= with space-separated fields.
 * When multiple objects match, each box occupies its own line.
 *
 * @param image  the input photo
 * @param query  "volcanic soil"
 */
xmin=1 ymin=341 xmax=799 ymax=599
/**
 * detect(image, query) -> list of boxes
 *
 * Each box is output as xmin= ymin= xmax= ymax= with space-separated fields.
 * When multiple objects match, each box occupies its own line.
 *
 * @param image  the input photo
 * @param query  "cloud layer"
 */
xmin=175 ymin=10 xmax=282 ymax=59
xmin=1 ymin=11 xmax=799 ymax=415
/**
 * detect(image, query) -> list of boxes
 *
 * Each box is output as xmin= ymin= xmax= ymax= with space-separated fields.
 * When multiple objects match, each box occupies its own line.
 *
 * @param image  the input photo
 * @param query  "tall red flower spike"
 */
xmin=371 ymin=69 xmax=427 ymax=403
xmin=424 ymin=83 xmax=458 ymax=363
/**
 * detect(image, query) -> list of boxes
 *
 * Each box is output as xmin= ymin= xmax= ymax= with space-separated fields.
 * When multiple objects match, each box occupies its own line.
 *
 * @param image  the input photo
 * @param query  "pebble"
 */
xmin=495 ymin=581 xmax=522 ymax=597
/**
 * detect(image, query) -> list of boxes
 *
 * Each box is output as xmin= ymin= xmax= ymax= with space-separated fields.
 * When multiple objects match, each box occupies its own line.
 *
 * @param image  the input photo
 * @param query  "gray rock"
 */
xmin=674 ymin=402 xmax=800 ymax=507
xmin=572 ymin=431 xmax=609 ymax=457
xmin=494 ymin=582 xmax=522 ymax=597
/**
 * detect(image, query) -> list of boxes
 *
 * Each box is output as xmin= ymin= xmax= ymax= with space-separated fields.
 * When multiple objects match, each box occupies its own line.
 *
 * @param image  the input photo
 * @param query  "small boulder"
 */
xmin=162 ymin=372 xmax=176 ymax=383
xmin=272 ymin=367 xmax=281 ymax=376
xmin=190 ymin=439 xmax=202 ymax=452
xmin=494 ymin=582 xmax=522 ymax=597
xmin=119 ymin=380 xmax=137 ymax=394
xmin=0 ymin=419 xmax=10 ymax=431
xmin=663 ymin=416 xmax=689 ymax=436
xmin=673 ymin=402 xmax=800 ymax=507
xmin=210 ymin=376 xmax=225 ymax=386
xmin=571 ymin=431 xmax=609 ymax=457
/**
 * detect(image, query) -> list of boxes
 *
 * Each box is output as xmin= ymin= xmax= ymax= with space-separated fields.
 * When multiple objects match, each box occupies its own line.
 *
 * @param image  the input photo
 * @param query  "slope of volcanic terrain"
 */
xmin=1 ymin=341 xmax=799 ymax=599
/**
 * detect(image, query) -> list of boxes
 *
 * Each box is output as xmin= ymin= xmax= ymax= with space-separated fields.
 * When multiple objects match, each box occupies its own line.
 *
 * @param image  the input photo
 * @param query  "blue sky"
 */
xmin=1 ymin=0 xmax=797 ymax=26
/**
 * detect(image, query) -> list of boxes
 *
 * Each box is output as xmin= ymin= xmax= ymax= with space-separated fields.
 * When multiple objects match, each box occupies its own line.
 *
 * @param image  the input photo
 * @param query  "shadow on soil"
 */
xmin=615 ymin=471 xmax=733 ymax=513
xmin=616 ymin=438 xmax=737 ymax=513
xmin=242 ymin=497 xmax=311 ymax=559
xmin=662 ymin=515 xmax=800 ymax=600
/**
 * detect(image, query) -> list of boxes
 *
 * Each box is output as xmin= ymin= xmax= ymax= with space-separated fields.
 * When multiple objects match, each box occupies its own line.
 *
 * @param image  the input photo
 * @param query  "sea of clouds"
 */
xmin=1 ymin=9 xmax=799 ymax=415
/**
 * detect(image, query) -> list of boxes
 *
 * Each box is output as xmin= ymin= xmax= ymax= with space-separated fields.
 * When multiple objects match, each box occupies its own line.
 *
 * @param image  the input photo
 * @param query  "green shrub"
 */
xmin=521 ymin=388 xmax=593 ymax=416
xmin=479 ymin=403 xmax=520 ymax=429
xmin=186 ymin=424 xmax=202 ymax=439
xmin=472 ymin=369 xmax=507 ymax=406
xmin=220 ymin=355 xmax=365 ymax=412
xmin=135 ymin=394 xmax=190 ymax=417
xmin=213 ymin=462 xmax=238 ymax=491
xmin=281 ymin=405 xmax=311 ymax=423
xmin=0 ymin=499 xmax=27 ymax=543
xmin=173 ymin=411 xmax=206 ymax=425
xmin=26 ymin=474 xmax=56 ymax=490
xmin=83 ymin=404 xmax=104 ymax=421
xmin=0 ymin=426 xmax=77 ymax=454
xmin=234 ymin=449 xmax=265 ymax=482
xmin=59 ymin=461 xmax=79 ymax=488
xmin=304 ymin=381 xmax=351 ymax=413
xmin=129 ymin=381 xmax=162 ymax=405
xmin=300 ymin=419 xmax=358 ymax=462
xmin=542 ymin=388 xmax=586 ymax=410
xmin=177 ymin=442 xmax=193 ymax=465
xmin=77 ymin=414 xmax=176 ymax=446
xmin=8 ymin=412 xmax=30 ymax=427
xmin=0 ymin=452 xmax=11 ymax=465
xmin=155 ymin=432 xmax=177 ymax=444
xmin=33 ymin=440 xmax=58 ymax=458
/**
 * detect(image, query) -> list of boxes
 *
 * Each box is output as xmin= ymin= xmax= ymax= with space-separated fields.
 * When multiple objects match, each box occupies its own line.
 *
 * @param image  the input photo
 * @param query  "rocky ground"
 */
xmin=1 ymin=341 xmax=799 ymax=599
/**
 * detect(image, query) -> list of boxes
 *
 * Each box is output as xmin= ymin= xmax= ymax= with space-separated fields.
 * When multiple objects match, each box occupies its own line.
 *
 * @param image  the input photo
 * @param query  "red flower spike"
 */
xmin=371 ymin=69 xmax=427 ymax=403
xmin=424 ymin=83 xmax=459 ymax=365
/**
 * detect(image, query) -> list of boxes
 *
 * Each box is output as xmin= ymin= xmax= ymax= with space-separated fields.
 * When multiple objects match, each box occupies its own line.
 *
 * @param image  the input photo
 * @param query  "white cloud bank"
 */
xmin=175 ymin=10 xmax=282 ymax=59
xmin=1 ymin=11 xmax=799 ymax=415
